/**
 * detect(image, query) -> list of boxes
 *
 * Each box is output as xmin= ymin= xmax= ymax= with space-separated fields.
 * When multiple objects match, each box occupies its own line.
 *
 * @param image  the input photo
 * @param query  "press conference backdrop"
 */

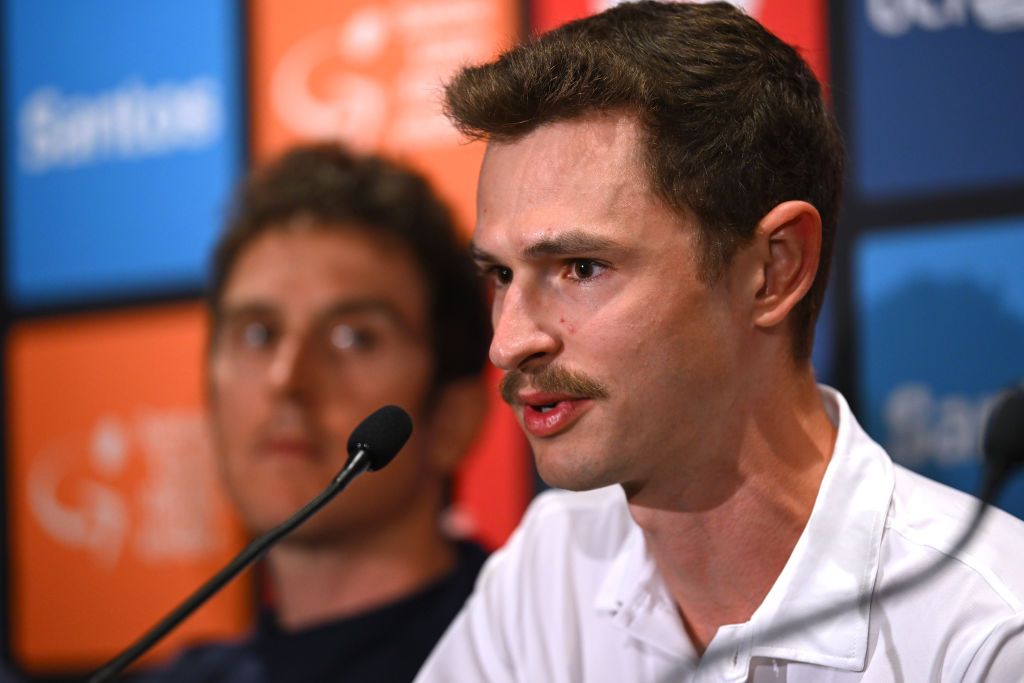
xmin=1 ymin=0 xmax=1021 ymax=678
xmin=833 ymin=0 xmax=1024 ymax=521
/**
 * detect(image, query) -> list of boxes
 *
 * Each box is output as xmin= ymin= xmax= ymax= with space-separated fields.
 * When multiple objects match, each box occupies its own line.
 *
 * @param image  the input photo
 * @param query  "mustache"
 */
xmin=500 ymin=365 xmax=609 ymax=405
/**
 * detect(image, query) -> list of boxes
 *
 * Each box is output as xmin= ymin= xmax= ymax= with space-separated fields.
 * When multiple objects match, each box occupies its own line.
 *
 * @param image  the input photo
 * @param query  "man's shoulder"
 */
xmin=888 ymin=464 xmax=1024 ymax=611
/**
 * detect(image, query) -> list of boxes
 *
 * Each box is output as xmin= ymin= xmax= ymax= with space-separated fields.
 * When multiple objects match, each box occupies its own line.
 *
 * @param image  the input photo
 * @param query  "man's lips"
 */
xmin=518 ymin=392 xmax=595 ymax=438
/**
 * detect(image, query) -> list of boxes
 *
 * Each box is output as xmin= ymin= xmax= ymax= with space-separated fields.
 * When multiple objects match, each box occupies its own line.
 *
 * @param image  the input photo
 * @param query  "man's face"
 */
xmin=208 ymin=226 xmax=442 ymax=544
xmin=473 ymin=113 xmax=747 ymax=495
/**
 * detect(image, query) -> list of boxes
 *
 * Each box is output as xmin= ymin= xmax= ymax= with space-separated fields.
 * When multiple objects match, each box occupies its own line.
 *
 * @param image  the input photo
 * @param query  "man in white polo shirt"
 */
xmin=416 ymin=2 xmax=1024 ymax=681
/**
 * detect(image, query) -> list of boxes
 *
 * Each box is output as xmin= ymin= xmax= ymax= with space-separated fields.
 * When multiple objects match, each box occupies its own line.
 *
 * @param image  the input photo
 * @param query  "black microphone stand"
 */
xmin=88 ymin=448 xmax=373 ymax=683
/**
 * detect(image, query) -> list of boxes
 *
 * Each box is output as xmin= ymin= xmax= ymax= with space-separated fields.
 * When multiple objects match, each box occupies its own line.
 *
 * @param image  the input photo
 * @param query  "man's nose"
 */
xmin=489 ymin=282 xmax=560 ymax=372
xmin=267 ymin=331 xmax=319 ymax=398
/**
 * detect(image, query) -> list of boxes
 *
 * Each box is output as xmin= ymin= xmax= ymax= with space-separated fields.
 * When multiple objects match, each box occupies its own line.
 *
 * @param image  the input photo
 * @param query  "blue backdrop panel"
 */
xmin=811 ymin=285 xmax=838 ymax=387
xmin=855 ymin=216 xmax=1024 ymax=518
xmin=846 ymin=2 xmax=1024 ymax=202
xmin=3 ymin=0 xmax=242 ymax=308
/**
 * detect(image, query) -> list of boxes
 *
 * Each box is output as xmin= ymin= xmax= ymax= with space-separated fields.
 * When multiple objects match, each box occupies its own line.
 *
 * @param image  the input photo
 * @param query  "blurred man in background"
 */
xmin=148 ymin=142 xmax=491 ymax=681
xmin=417 ymin=2 xmax=1024 ymax=681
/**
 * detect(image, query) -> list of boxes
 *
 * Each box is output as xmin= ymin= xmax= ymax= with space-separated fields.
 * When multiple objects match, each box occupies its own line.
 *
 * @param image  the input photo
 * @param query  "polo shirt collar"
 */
xmin=595 ymin=518 xmax=698 ymax=662
xmin=747 ymin=387 xmax=894 ymax=670
xmin=593 ymin=386 xmax=895 ymax=674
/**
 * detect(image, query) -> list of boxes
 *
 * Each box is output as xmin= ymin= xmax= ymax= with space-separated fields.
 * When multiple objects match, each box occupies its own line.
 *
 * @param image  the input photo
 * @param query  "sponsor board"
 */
xmin=249 ymin=0 xmax=519 ymax=233
xmin=529 ymin=0 xmax=828 ymax=84
xmin=7 ymin=305 xmax=250 ymax=670
xmin=846 ymin=0 xmax=1024 ymax=201
xmin=812 ymin=288 xmax=839 ymax=386
xmin=3 ymin=0 xmax=242 ymax=308
xmin=855 ymin=216 xmax=1024 ymax=517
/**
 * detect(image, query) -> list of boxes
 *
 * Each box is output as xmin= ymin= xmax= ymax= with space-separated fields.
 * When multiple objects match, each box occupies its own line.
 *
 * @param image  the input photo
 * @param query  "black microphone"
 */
xmin=348 ymin=404 xmax=414 ymax=471
xmin=685 ymin=385 xmax=1024 ymax=675
xmin=88 ymin=405 xmax=413 ymax=683
xmin=981 ymin=385 xmax=1024 ymax=497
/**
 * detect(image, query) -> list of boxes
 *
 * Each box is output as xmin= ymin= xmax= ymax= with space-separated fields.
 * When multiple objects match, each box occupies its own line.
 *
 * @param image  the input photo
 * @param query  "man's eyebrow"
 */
xmin=469 ymin=241 xmax=497 ymax=263
xmin=320 ymin=299 xmax=402 ymax=318
xmin=522 ymin=231 xmax=623 ymax=258
xmin=218 ymin=302 xmax=275 ymax=321
xmin=220 ymin=299 xmax=413 ymax=331
xmin=320 ymin=299 xmax=419 ymax=331
xmin=469 ymin=231 xmax=624 ymax=263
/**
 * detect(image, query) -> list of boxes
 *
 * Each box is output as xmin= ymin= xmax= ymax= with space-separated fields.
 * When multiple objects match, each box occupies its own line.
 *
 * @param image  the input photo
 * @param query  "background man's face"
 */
xmin=474 ymin=112 xmax=747 ymax=497
xmin=208 ymin=226 xmax=443 ymax=545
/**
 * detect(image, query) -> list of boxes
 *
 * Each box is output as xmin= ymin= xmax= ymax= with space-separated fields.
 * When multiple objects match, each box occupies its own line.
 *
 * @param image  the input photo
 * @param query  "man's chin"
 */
xmin=256 ymin=517 xmax=353 ymax=551
xmin=239 ymin=514 xmax=287 ymax=541
xmin=237 ymin=501 xmax=312 ymax=542
xmin=534 ymin=452 xmax=619 ymax=492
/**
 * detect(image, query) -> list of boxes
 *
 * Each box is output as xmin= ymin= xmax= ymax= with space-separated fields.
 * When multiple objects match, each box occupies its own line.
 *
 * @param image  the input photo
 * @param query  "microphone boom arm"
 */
xmin=88 ymin=448 xmax=373 ymax=682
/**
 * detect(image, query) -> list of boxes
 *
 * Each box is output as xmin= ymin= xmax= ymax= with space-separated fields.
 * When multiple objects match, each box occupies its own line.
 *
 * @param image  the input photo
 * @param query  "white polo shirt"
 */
xmin=416 ymin=388 xmax=1024 ymax=682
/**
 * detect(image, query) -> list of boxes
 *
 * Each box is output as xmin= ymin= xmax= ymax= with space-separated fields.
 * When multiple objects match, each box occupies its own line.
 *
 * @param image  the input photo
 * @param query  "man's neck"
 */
xmin=626 ymin=367 xmax=836 ymax=653
xmin=265 ymin=519 xmax=456 ymax=631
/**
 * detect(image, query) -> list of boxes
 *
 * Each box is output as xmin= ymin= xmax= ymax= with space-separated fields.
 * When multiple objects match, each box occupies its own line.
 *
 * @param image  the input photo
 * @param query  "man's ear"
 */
xmin=422 ymin=376 xmax=489 ymax=474
xmin=751 ymin=200 xmax=822 ymax=331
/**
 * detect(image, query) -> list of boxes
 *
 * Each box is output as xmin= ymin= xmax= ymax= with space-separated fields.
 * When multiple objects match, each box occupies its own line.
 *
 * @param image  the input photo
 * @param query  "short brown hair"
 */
xmin=444 ymin=1 xmax=845 ymax=359
xmin=210 ymin=142 xmax=490 ymax=389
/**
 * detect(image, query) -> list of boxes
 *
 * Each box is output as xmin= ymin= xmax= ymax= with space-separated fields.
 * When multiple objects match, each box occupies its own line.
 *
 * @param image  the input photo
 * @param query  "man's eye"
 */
xmin=480 ymin=265 xmax=512 ymax=286
xmin=330 ymin=324 xmax=376 ymax=351
xmin=241 ymin=321 xmax=273 ymax=349
xmin=568 ymin=259 xmax=606 ymax=281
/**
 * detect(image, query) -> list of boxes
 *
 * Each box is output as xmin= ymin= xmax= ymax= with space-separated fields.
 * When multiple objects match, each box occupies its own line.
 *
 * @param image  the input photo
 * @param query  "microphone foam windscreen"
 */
xmin=983 ymin=387 xmax=1024 ymax=469
xmin=347 ymin=405 xmax=414 ymax=471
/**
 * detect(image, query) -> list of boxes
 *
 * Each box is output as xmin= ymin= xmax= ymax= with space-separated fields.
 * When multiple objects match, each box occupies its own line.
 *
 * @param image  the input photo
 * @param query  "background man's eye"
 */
xmin=331 ymin=324 xmax=375 ymax=351
xmin=331 ymin=324 xmax=357 ymax=350
xmin=242 ymin=321 xmax=272 ymax=349
xmin=496 ymin=267 xmax=512 ymax=284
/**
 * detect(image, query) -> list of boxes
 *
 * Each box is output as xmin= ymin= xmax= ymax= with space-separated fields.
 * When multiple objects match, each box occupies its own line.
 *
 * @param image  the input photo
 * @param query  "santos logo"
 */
xmin=18 ymin=77 xmax=223 ymax=174
xmin=868 ymin=0 xmax=1024 ymax=36
xmin=883 ymin=383 xmax=1001 ymax=467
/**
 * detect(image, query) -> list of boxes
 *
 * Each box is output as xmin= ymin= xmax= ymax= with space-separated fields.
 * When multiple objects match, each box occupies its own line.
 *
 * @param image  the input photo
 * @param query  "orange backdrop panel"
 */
xmin=452 ymin=365 xmax=532 ymax=550
xmin=530 ymin=0 xmax=829 ymax=87
xmin=249 ymin=0 xmax=531 ymax=550
xmin=757 ymin=0 xmax=829 ymax=87
xmin=8 ymin=304 xmax=250 ymax=672
xmin=249 ymin=0 xmax=521 ymax=233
